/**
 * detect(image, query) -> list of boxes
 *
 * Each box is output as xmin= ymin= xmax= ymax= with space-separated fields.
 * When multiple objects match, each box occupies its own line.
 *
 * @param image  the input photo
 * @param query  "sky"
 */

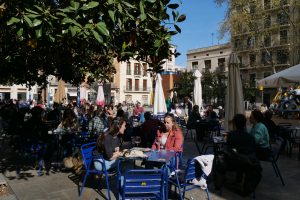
xmin=171 ymin=0 xmax=229 ymax=67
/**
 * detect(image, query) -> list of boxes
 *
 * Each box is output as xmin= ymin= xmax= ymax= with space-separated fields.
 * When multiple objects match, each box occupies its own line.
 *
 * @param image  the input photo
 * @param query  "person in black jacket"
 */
xmin=215 ymin=114 xmax=262 ymax=196
xmin=187 ymin=105 xmax=203 ymax=141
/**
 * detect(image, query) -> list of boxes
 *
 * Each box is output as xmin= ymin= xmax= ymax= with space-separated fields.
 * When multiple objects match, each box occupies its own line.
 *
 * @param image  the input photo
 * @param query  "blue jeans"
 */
xmin=94 ymin=158 xmax=118 ymax=171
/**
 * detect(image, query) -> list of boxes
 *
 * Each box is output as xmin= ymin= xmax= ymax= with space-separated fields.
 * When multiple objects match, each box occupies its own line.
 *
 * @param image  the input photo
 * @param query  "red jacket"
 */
xmin=152 ymin=128 xmax=184 ymax=152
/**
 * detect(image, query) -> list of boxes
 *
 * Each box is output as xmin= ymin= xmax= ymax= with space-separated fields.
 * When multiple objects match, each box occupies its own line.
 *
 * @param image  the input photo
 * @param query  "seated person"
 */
xmin=133 ymin=102 xmax=144 ymax=117
xmin=140 ymin=112 xmax=164 ymax=148
xmin=152 ymin=113 xmax=183 ymax=152
xmin=94 ymin=118 xmax=127 ymax=171
xmin=249 ymin=110 xmax=270 ymax=160
xmin=187 ymin=105 xmax=203 ymax=141
xmin=215 ymin=114 xmax=261 ymax=196
xmin=205 ymin=105 xmax=218 ymax=121
xmin=262 ymin=110 xmax=278 ymax=142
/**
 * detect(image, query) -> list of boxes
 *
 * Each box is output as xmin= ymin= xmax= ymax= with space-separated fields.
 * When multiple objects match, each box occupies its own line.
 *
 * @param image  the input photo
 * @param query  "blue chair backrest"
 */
xmin=81 ymin=142 xmax=96 ymax=170
xmin=184 ymin=159 xmax=199 ymax=181
xmin=122 ymin=168 xmax=165 ymax=199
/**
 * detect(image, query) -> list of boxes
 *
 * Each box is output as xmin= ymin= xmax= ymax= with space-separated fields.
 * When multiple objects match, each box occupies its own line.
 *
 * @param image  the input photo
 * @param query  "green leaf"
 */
xmin=154 ymin=39 xmax=161 ymax=47
xmin=146 ymin=0 xmax=156 ymax=3
xmin=96 ymin=22 xmax=109 ymax=36
xmin=69 ymin=25 xmax=81 ymax=36
xmin=117 ymin=3 xmax=123 ymax=13
xmin=81 ymin=1 xmax=99 ymax=10
xmin=122 ymin=1 xmax=136 ymax=9
xmin=108 ymin=10 xmax=115 ymax=23
xmin=147 ymin=13 xmax=158 ymax=21
xmin=61 ymin=18 xmax=82 ymax=27
xmin=168 ymin=30 xmax=177 ymax=35
xmin=58 ymin=8 xmax=73 ymax=13
xmin=177 ymin=14 xmax=186 ymax=22
xmin=92 ymin=30 xmax=103 ymax=43
xmin=25 ymin=8 xmax=39 ymax=14
xmin=174 ymin=24 xmax=181 ymax=33
xmin=34 ymin=5 xmax=44 ymax=12
xmin=24 ymin=15 xmax=34 ymax=27
xmin=172 ymin=10 xmax=177 ymax=21
xmin=35 ymin=28 xmax=42 ymax=38
xmin=26 ymin=14 xmax=41 ymax=18
xmin=33 ymin=19 xmax=42 ymax=27
xmin=70 ymin=1 xmax=80 ymax=10
xmin=84 ymin=24 xmax=94 ymax=29
xmin=139 ymin=1 xmax=146 ymax=21
xmin=56 ymin=12 xmax=68 ymax=17
xmin=7 ymin=17 xmax=20 ymax=25
xmin=49 ymin=35 xmax=55 ymax=42
xmin=167 ymin=3 xmax=179 ymax=9
xmin=17 ymin=28 xmax=24 ymax=36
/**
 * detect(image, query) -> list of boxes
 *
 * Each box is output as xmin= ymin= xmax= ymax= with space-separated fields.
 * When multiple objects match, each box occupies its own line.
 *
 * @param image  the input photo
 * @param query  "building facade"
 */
xmin=186 ymin=43 xmax=232 ymax=73
xmin=112 ymin=46 xmax=178 ymax=105
xmin=231 ymin=0 xmax=300 ymax=104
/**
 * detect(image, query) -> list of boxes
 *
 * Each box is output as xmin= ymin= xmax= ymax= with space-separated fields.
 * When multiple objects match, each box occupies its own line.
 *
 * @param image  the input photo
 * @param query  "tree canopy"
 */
xmin=0 ymin=0 xmax=185 ymax=86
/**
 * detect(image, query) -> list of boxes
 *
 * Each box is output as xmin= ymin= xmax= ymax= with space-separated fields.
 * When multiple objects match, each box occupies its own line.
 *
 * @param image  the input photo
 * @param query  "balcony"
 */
xmin=124 ymin=86 xmax=151 ymax=93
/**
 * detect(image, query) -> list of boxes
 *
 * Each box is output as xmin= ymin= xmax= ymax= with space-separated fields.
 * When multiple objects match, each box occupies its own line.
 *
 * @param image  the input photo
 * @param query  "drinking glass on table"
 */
xmin=135 ymin=136 xmax=141 ymax=147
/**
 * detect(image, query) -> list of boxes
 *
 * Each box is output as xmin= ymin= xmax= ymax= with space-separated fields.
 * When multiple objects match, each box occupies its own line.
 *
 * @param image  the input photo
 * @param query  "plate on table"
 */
xmin=131 ymin=147 xmax=151 ymax=152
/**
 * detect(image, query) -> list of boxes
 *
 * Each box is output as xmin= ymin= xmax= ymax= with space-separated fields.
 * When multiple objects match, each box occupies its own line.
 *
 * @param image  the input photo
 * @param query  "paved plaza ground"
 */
xmin=1 ymin=114 xmax=300 ymax=200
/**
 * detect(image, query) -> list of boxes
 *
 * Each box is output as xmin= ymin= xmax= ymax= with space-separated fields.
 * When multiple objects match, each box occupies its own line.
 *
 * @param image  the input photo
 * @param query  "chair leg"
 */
xmin=80 ymin=172 xmax=89 ymax=196
xmin=104 ymin=173 xmax=111 ymax=200
xmin=206 ymin=188 xmax=211 ymax=200
xmin=271 ymin=162 xmax=279 ymax=177
xmin=273 ymin=162 xmax=285 ymax=186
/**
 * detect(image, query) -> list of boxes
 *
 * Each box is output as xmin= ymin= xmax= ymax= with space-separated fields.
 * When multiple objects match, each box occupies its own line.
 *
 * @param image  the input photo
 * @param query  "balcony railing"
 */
xmin=124 ymin=86 xmax=151 ymax=92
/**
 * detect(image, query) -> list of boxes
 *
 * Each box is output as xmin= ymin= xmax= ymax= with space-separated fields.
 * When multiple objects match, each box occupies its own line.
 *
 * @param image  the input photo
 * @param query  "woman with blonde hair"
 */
xmin=152 ymin=113 xmax=184 ymax=152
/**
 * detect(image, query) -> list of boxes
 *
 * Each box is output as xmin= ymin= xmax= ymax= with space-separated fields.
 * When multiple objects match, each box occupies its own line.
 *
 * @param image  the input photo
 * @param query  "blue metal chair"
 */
xmin=80 ymin=142 xmax=113 ymax=199
xmin=117 ymin=163 xmax=167 ymax=200
xmin=169 ymin=159 xmax=210 ymax=200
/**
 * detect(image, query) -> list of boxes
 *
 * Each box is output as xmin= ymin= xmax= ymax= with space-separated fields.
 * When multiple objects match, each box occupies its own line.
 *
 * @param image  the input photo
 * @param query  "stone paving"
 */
xmin=1 ymin=115 xmax=300 ymax=200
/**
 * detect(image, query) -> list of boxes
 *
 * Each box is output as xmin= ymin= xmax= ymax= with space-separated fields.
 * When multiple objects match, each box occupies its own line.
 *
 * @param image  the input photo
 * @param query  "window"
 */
xmin=126 ymin=79 xmax=132 ymax=91
xmin=277 ymin=12 xmax=288 ymax=25
xmin=142 ymin=95 xmax=148 ymax=105
xmin=126 ymin=62 xmax=131 ymax=75
xmin=234 ymin=39 xmax=242 ymax=50
xmin=280 ymin=30 xmax=288 ymax=44
xmin=135 ymin=79 xmax=139 ymax=91
xmin=247 ymin=36 xmax=255 ymax=48
xmin=143 ymin=63 xmax=147 ymax=76
xmin=264 ymin=35 xmax=271 ymax=47
xmin=143 ymin=80 xmax=147 ymax=91
xmin=277 ymin=49 xmax=289 ymax=64
xmin=249 ymin=54 xmax=256 ymax=67
xmin=264 ymin=0 xmax=271 ymax=10
xmin=220 ymin=51 xmax=223 ymax=54
xmin=204 ymin=60 xmax=211 ymax=72
xmin=250 ymin=73 xmax=256 ymax=88
xmin=249 ymin=4 xmax=256 ymax=14
xmin=193 ymin=56 xmax=197 ymax=58
xmin=264 ymin=15 xmax=271 ymax=28
xmin=238 ymin=56 xmax=243 ymax=67
xmin=280 ymin=0 xmax=288 ymax=5
xmin=206 ymin=54 xmax=209 ymax=56
xmin=192 ymin=61 xmax=198 ymax=71
xmin=261 ymin=51 xmax=272 ymax=65
xmin=218 ymin=58 xmax=225 ymax=72
xmin=134 ymin=63 xmax=141 ymax=75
